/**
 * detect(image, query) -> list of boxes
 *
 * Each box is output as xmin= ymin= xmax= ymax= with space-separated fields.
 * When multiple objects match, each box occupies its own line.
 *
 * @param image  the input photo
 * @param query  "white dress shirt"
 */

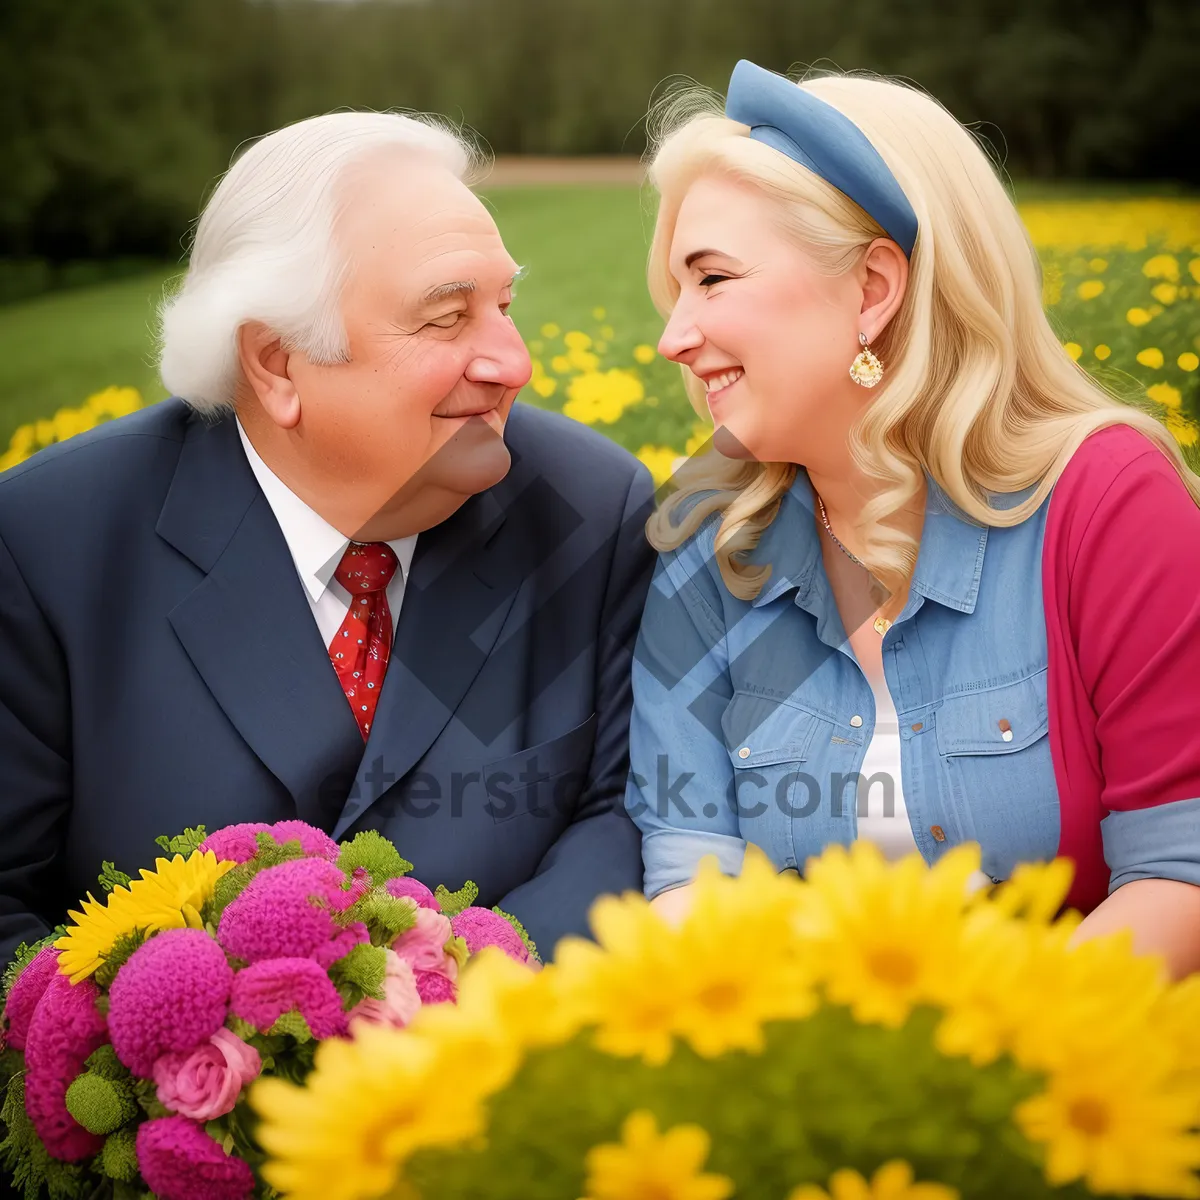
xmin=237 ymin=421 xmax=418 ymax=649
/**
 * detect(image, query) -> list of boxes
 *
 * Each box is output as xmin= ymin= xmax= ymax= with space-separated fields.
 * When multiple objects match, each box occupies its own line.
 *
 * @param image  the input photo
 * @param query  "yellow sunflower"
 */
xmin=792 ymin=842 xmax=980 ymax=1028
xmin=256 ymin=1024 xmax=460 ymax=1200
xmin=553 ymin=888 xmax=692 ymax=1065
xmin=1015 ymin=1050 xmax=1200 ymax=1197
xmin=788 ymin=1160 xmax=959 ymax=1200
xmin=1006 ymin=925 xmax=1169 ymax=1075
xmin=581 ymin=1110 xmax=734 ymax=1200
xmin=668 ymin=850 xmax=817 ymax=1057
xmin=55 ymin=850 xmax=235 ymax=984
xmin=555 ymin=849 xmax=812 ymax=1063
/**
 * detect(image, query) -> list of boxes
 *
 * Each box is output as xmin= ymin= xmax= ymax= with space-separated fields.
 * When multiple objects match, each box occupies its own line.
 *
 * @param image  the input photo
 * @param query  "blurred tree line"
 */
xmin=0 ymin=0 xmax=1196 ymax=261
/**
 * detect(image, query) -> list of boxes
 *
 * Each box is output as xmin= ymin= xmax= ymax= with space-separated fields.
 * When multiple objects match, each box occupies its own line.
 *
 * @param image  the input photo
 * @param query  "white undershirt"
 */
xmin=236 ymin=420 xmax=419 ymax=648
xmin=857 ymin=675 xmax=993 ymax=892
xmin=855 ymin=677 xmax=917 ymax=860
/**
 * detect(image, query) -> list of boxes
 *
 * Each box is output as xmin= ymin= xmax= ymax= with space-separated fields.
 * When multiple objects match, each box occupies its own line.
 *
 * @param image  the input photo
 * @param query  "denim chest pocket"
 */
xmin=933 ymin=669 xmax=1060 ymax=876
xmin=720 ymin=692 xmax=822 ymax=852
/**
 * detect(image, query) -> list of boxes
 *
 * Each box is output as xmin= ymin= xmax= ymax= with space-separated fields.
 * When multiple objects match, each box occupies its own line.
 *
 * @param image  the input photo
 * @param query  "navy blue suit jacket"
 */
xmin=0 ymin=398 xmax=655 ymax=964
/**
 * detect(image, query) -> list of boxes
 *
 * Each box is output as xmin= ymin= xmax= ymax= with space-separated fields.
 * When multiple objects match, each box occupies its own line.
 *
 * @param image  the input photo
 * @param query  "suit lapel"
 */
xmin=332 ymin=486 xmax=522 ymax=838
xmin=158 ymin=414 xmax=364 ymax=828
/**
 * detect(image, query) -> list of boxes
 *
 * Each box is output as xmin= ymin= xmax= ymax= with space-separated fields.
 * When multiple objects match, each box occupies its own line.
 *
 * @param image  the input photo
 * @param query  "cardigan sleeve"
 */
xmin=1052 ymin=426 xmax=1200 ymax=893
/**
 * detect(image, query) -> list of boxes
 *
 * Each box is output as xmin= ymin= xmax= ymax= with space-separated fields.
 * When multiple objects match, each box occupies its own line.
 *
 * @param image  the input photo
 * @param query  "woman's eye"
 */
xmin=699 ymin=274 xmax=730 ymax=288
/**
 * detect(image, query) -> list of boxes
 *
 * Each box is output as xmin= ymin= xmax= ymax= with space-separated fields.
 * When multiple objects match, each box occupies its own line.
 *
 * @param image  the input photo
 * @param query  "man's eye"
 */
xmin=700 ymin=274 xmax=730 ymax=287
xmin=427 ymin=313 xmax=465 ymax=329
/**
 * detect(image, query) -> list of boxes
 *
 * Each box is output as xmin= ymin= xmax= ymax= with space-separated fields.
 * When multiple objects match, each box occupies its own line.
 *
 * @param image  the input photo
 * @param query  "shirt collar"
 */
xmin=236 ymin=419 xmax=418 ymax=604
xmin=747 ymin=467 xmax=990 ymax=614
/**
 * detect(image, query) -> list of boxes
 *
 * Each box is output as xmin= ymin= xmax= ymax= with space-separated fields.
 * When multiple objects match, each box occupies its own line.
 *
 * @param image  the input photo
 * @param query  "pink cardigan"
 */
xmin=1044 ymin=425 xmax=1200 ymax=913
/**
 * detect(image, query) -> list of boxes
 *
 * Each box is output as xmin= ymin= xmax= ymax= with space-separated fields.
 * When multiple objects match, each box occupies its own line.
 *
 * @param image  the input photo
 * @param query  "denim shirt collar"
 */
xmin=747 ymin=468 xmax=990 ymax=614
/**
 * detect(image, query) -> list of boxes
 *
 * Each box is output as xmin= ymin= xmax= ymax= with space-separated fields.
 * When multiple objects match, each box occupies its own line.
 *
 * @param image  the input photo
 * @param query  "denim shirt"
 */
xmin=625 ymin=470 xmax=1061 ymax=899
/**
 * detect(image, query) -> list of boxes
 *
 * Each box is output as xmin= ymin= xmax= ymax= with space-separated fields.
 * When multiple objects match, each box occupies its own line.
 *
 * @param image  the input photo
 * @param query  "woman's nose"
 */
xmin=658 ymin=303 xmax=704 ymax=363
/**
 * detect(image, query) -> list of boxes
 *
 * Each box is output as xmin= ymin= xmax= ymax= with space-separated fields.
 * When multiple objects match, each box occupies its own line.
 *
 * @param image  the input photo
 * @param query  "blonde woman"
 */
xmin=624 ymin=60 xmax=1200 ymax=977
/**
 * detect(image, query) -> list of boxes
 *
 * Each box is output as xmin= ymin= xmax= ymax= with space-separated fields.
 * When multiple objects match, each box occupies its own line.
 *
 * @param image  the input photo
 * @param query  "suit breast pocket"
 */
xmin=483 ymin=712 xmax=598 ymax=825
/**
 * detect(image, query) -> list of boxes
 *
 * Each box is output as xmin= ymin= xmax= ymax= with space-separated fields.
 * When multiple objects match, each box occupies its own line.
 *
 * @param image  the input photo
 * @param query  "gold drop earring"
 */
xmin=849 ymin=331 xmax=884 ymax=388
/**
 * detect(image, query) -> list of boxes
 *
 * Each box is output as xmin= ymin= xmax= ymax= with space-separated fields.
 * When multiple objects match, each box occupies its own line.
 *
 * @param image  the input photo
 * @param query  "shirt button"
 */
xmin=911 ymin=722 xmax=924 ymax=733
xmin=849 ymin=715 xmax=863 ymax=728
xmin=930 ymin=825 xmax=946 ymax=842
xmin=738 ymin=746 xmax=751 ymax=759
xmin=998 ymin=718 xmax=1014 ymax=742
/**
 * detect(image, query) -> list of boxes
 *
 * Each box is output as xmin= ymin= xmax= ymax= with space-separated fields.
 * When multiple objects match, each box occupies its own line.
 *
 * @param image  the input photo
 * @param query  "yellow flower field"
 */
xmin=1 ymin=199 xmax=1198 ymax=482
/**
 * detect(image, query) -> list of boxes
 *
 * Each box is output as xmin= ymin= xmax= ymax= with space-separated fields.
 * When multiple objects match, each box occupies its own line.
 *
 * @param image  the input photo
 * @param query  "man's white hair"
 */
xmin=159 ymin=111 xmax=483 ymax=414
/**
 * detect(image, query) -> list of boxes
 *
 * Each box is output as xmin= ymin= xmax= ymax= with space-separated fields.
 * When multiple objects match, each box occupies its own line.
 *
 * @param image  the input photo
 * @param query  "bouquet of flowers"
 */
xmin=0 ymin=820 xmax=538 ymax=1200
xmin=254 ymin=842 xmax=1200 ymax=1200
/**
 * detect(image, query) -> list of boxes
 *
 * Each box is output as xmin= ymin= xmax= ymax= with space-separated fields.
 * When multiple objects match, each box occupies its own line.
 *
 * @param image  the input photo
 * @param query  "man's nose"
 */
xmin=657 ymin=300 xmax=704 ymax=363
xmin=465 ymin=314 xmax=532 ymax=390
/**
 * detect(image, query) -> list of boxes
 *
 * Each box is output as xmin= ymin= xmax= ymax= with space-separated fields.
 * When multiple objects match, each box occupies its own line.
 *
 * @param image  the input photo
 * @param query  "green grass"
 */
xmin=2 ymin=184 xmax=1198 ymax=465
xmin=0 ymin=265 xmax=182 ymax=446
xmin=481 ymin=187 xmax=661 ymax=340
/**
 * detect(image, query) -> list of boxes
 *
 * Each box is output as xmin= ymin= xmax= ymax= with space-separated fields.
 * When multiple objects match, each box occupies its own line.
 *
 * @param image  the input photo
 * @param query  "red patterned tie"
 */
xmin=328 ymin=541 xmax=398 ymax=740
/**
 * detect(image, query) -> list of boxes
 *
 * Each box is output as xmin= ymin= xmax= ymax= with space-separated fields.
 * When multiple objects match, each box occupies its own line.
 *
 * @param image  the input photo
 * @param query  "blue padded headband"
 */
xmin=724 ymin=59 xmax=918 ymax=258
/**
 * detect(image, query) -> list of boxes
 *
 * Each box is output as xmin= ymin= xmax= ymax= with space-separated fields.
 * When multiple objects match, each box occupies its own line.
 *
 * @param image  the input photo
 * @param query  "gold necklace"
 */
xmin=814 ymin=492 xmax=894 ymax=636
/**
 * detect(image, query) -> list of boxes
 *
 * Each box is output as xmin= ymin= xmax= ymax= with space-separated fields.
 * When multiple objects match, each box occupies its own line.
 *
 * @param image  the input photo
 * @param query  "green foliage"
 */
xmin=98 ymin=1128 xmax=139 ymax=1183
xmin=444 ymin=936 xmax=469 ymax=976
xmin=268 ymin=1011 xmax=314 ymax=1043
xmin=83 ymin=1045 xmax=130 ymax=1084
xmin=434 ymin=881 xmax=479 ymax=918
xmin=97 ymin=862 xmax=133 ymax=894
xmin=344 ymin=889 xmax=419 ymax=948
xmin=131 ymin=1076 xmax=169 ymax=1123
xmin=404 ymin=1005 xmax=1098 ymax=1200
xmin=329 ymin=943 xmax=388 ymax=1006
xmin=153 ymin=826 xmax=208 ymax=858
xmin=0 ymin=1073 xmax=90 ymax=1199
xmin=65 ymin=1072 xmax=137 ymax=1136
xmin=336 ymin=830 xmax=413 ymax=886
xmin=491 ymin=906 xmax=542 ymax=965
xmin=94 ymin=928 xmax=149 ymax=989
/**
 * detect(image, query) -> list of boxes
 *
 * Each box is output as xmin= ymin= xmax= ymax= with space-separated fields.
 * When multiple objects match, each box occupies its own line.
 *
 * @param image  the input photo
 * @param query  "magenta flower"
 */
xmin=348 ymin=950 xmax=421 ymax=1030
xmin=108 ymin=929 xmax=233 ymax=1079
xmin=230 ymin=957 xmax=347 ymax=1039
xmin=153 ymin=1028 xmax=261 ymax=1121
xmin=392 ymin=907 xmax=458 ymax=980
xmin=197 ymin=823 xmax=272 ymax=865
xmin=451 ymin=907 xmax=530 ymax=964
xmin=384 ymin=876 xmax=440 ymax=911
xmin=137 ymin=1116 xmax=254 ymax=1200
xmin=413 ymin=968 xmax=457 ymax=1005
xmin=267 ymin=821 xmax=340 ymax=861
xmin=218 ymin=858 xmax=366 ymax=969
xmin=3 ymin=944 xmax=61 ymax=1052
xmin=23 ymin=973 xmax=108 ymax=1161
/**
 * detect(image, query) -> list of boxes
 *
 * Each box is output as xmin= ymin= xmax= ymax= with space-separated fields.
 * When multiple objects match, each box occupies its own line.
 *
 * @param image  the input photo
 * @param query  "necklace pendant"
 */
xmin=873 ymin=616 xmax=892 ymax=636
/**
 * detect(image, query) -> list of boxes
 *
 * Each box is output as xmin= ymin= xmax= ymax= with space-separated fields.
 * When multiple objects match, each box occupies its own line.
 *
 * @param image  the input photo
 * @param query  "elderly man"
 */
xmin=0 ymin=113 xmax=654 ymax=963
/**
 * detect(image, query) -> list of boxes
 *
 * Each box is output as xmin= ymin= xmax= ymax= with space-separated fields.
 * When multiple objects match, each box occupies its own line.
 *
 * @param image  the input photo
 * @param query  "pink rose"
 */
xmin=153 ymin=1028 xmax=262 ymax=1122
xmin=348 ymin=950 xmax=421 ymax=1030
xmin=392 ymin=908 xmax=458 ymax=981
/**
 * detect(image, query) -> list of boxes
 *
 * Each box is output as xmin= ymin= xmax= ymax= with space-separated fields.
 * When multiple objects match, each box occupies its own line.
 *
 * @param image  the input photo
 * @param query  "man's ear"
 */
xmin=237 ymin=322 xmax=301 ymax=429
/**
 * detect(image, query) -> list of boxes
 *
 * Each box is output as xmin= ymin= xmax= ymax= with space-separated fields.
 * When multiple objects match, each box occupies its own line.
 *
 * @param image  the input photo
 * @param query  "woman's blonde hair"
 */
xmin=645 ymin=71 xmax=1200 ymax=602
